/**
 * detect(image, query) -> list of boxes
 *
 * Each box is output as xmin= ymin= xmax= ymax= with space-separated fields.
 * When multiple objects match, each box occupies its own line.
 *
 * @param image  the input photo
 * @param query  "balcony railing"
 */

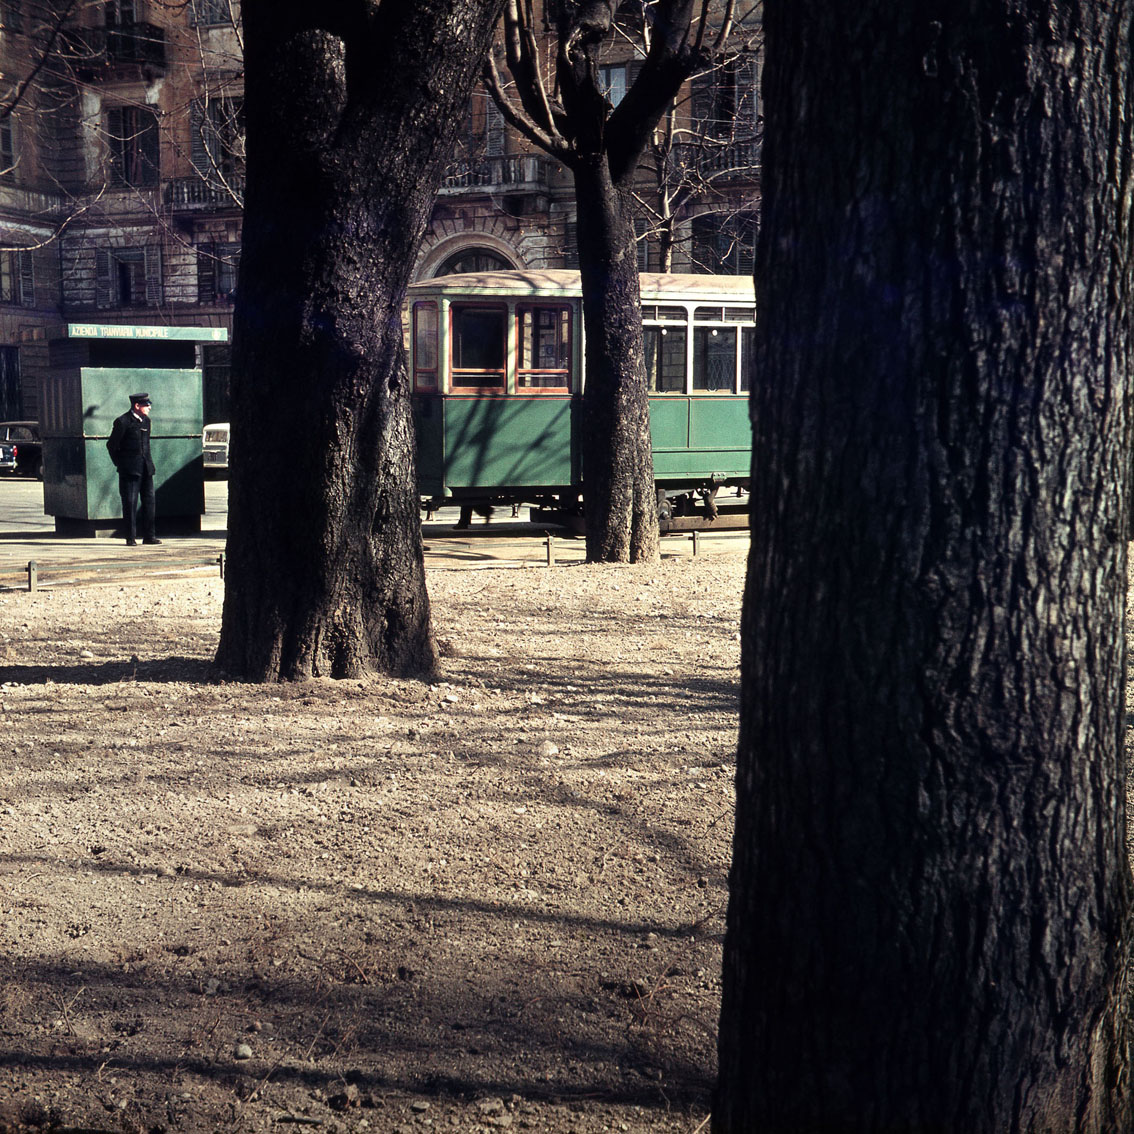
xmin=62 ymin=23 xmax=167 ymax=76
xmin=440 ymin=153 xmax=552 ymax=194
xmin=668 ymin=136 xmax=761 ymax=182
xmin=164 ymin=176 xmax=245 ymax=210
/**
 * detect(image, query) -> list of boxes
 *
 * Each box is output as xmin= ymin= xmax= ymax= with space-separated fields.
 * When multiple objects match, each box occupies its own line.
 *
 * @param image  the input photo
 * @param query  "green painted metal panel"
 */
xmin=649 ymin=398 xmax=690 ymax=450
xmin=689 ymin=397 xmax=750 ymax=450
xmin=79 ymin=369 xmax=203 ymax=439
xmin=153 ymin=438 xmax=206 ymax=514
xmin=444 ymin=397 xmax=573 ymax=488
xmin=412 ymin=395 xmax=446 ymax=496
xmin=82 ymin=437 xmax=122 ymax=520
xmin=42 ymin=362 xmax=205 ymax=523
xmin=414 ymin=391 xmax=748 ymax=497
xmin=44 ymin=438 xmax=203 ymax=521
xmin=42 ymin=437 xmax=93 ymax=519
xmin=651 ymin=396 xmax=750 ymax=479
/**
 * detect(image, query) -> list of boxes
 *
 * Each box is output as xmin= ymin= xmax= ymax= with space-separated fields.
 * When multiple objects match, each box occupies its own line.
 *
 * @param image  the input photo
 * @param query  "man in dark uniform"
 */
xmin=106 ymin=392 xmax=162 ymax=546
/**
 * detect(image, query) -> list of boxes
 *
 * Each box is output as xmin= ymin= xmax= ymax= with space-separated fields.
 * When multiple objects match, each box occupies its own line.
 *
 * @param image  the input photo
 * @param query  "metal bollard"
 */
xmin=545 ymin=534 xmax=555 ymax=567
xmin=27 ymin=561 xmax=37 ymax=592
xmin=691 ymin=530 xmax=699 ymax=556
xmin=217 ymin=552 xmax=225 ymax=579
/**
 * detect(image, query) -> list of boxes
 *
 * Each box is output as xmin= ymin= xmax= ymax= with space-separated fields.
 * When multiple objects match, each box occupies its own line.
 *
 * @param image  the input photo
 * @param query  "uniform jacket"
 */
xmin=106 ymin=410 xmax=155 ymax=477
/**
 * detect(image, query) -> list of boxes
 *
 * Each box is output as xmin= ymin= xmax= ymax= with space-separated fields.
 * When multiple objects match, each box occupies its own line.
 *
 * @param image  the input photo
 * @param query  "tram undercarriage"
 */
xmin=423 ymin=481 xmax=750 ymax=534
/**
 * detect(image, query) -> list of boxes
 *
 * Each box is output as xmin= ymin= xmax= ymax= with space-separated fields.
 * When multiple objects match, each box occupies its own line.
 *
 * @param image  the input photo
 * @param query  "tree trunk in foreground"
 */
xmin=717 ymin=3 xmax=1134 ymax=1130
xmin=576 ymin=158 xmax=659 ymax=564
xmin=215 ymin=0 xmax=503 ymax=681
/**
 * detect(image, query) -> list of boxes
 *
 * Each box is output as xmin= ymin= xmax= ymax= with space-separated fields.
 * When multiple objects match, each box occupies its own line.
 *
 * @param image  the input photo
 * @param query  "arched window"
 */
xmin=434 ymin=248 xmax=514 ymax=276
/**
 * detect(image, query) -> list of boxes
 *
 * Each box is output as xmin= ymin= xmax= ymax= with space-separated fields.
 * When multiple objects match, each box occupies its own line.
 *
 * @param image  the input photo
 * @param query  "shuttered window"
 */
xmin=106 ymin=105 xmax=160 ymax=188
xmin=485 ymin=99 xmax=505 ymax=158
xmin=0 ymin=249 xmax=32 ymax=306
xmin=563 ymin=220 xmax=579 ymax=269
xmin=196 ymin=241 xmax=239 ymax=302
xmin=0 ymin=117 xmax=15 ymax=180
xmin=635 ymin=217 xmax=649 ymax=272
xmin=190 ymin=95 xmax=244 ymax=183
xmin=691 ymin=52 xmax=759 ymax=141
xmin=95 ymin=245 xmax=163 ymax=308
xmin=189 ymin=0 xmax=230 ymax=25
xmin=690 ymin=213 xmax=757 ymax=275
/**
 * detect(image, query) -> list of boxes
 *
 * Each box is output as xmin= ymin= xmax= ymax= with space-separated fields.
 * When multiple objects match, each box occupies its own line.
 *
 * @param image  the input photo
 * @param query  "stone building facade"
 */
xmin=0 ymin=1 xmax=759 ymax=422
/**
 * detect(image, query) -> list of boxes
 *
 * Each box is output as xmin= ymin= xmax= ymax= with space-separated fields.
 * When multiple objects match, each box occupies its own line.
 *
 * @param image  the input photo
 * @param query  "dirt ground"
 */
xmin=0 ymin=548 xmax=744 ymax=1133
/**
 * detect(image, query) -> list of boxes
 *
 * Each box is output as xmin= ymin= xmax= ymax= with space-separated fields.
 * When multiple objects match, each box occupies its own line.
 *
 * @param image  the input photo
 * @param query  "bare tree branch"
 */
xmin=483 ymin=50 xmax=569 ymax=158
xmin=0 ymin=0 xmax=83 ymax=119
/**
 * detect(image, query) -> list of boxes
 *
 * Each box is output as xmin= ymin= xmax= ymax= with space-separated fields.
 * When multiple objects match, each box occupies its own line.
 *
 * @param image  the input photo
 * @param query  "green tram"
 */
xmin=408 ymin=269 xmax=754 ymax=530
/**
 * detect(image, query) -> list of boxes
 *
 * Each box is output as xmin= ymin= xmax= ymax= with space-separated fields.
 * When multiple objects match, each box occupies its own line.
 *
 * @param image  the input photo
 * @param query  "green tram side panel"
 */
xmin=649 ymin=396 xmax=750 ymax=480
xmin=412 ymin=396 xmax=446 ymax=497
xmin=414 ymin=392 xmax=749 ymax=497
xmin=435 ymin=396 xmax=575 ymax=492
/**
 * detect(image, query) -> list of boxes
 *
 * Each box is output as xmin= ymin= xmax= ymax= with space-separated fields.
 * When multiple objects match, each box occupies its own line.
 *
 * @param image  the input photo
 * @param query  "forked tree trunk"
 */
xmin=717 ymin=3 xmax=1134 ymax=1130
xmin=575 ymin=158 xmax=660 ymax=563
xmin=215 ymin=0 xmax=503 ymax=681
xmin=485 ymin=0 xmax=711 ymax=564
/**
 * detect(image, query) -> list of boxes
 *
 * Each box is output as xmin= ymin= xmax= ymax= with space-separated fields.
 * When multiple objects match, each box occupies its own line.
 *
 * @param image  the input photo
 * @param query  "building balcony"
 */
xmin=62 ymin=23 xmax=167 ymax=79
xmin=440 ymin=153 xmax=553 ymax=195
xmin=668 ymin=136 xmax=761 ymax=184
xmin=164 ymin=176 xmax=245 ymax=211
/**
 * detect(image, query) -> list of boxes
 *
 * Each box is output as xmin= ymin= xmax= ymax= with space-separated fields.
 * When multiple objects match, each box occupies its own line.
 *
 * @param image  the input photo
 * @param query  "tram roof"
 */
xmin=407 ymin=268 xmax=755 ymax=303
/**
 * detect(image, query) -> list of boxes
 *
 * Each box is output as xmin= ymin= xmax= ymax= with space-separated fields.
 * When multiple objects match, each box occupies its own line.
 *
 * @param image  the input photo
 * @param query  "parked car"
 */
xmin=202 ymin=422 xmax=230 ymax=476
xmin=0 ymin=439 xmax=15 ymax=473
xmin=0 ymin=421 xmax=42 ymax=479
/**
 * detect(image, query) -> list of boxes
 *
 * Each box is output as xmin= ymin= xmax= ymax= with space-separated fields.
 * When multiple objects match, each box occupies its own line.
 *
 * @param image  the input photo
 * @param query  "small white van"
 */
xmin=202 ymin=422 xmax=230 ymax=475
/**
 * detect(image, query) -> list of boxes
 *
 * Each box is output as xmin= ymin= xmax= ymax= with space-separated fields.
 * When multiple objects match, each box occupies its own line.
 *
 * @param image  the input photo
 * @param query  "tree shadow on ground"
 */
xmin=0 ymin=932 xmax=715 ymax=1127
xmin=0 ymin=656 xmax=216 ymax=685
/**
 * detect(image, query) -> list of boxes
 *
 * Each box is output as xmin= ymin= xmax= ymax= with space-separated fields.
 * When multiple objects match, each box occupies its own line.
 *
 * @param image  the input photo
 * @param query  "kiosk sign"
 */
xmin=66 ymin=324 xmax=228 ymax=342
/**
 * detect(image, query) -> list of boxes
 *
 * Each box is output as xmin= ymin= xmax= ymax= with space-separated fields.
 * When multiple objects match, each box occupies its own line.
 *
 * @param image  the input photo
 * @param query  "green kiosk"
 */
xmin=41 ymin=323 xmax=228 ymax=537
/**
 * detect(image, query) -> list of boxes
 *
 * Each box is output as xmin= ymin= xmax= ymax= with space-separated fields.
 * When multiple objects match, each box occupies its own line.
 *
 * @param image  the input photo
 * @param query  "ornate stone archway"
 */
xmin=415 ymin=230 xmax=524 ymax=279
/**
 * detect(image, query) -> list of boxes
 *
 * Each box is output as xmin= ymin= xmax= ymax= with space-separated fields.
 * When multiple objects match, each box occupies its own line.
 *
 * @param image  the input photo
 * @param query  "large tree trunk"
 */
xmin=717 ymin=3 xmax=1134 ymax=1130
xmin=575 ymin=157 xmax=660 ymax=563
xmin=215 ymin=0 xmax=503 ymax=681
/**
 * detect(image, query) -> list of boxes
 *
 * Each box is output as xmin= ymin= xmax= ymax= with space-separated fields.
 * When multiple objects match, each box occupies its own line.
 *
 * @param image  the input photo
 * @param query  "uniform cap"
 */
xmin=130 ymin=393 xmax=152 ymax=406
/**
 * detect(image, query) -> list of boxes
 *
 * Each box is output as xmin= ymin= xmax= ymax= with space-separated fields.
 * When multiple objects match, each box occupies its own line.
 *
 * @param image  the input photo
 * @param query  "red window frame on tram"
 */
xmin=450 ymin=302 xmax=507 ymax=392
xmin=516 ymin=304 xmax=572 ymax=393
xmin=412 ymin=301 xmax=438 ymax=391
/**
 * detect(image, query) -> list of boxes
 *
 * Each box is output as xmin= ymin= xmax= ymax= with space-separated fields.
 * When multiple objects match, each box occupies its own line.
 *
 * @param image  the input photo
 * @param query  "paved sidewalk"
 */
xmin=0 ymin=477 xmax=745 ymax=590
xmin=0 ymin=477 xmax=229 ymax=587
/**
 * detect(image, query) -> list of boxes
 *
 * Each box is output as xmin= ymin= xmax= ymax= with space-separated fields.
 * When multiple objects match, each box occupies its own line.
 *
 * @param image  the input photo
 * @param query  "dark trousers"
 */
xmin=119 ymin=471 xmax=155 ymax=542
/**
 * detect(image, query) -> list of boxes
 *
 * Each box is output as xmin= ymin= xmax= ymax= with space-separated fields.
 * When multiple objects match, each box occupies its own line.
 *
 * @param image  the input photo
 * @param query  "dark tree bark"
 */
xmin=486 ymin=0 xmax=727 ymax=562
xmin=574 ymin=156 xmax=659 ymax=562
xmin=717 ymin=2 xmax=1134 ymax=1131
xmin=215 ymin=0 xmax=504 ymax=681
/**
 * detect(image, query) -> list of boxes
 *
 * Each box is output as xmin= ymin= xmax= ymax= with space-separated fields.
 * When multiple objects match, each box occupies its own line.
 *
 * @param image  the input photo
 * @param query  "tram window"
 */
xmin=451 ymin=304 xmax=506 ymax=389
xmin=741 ymin=326 xmax=755 ymax=392
xmin=726 ymin=306 xmax=755 ymax=323
xmin=517 ymin=305 xmax=572 ymax=391
xmin=642 ymin=304 xmax=687 ymax=322
xmin=413 ymin=302 xmax=438 ymax=390
xmin=644 ymin=326 xmax=686 ymax=393
xmin=693 ymin=326 xmax=737 ymax=392
xmin=695 ymin=306 xmax=724 ymax=322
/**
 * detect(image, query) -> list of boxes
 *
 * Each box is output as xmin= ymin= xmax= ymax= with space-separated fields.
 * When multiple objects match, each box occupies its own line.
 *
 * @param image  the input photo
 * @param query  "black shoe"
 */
xmin=125 ymin=539 xmax=137 ymax=546
xmin=142 ymin=537 xmax=163 ymax=545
